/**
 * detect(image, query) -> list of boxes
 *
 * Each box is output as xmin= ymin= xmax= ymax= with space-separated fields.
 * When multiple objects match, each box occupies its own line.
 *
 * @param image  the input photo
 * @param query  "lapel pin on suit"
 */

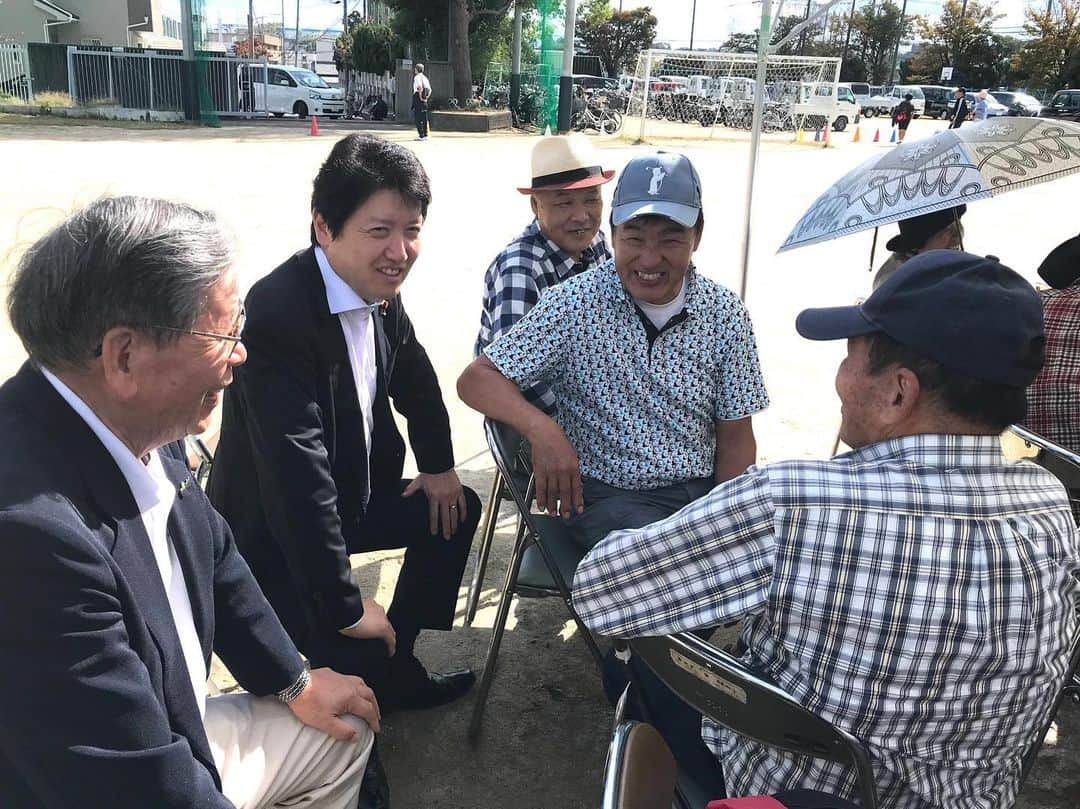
xmin=178 ymin=477 xmax=191 ymax=497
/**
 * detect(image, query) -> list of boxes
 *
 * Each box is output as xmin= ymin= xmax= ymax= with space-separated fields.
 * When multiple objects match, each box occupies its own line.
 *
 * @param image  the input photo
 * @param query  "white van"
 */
xmin=240 ymin=64 xmax=344 ymax=119
xmin=791 ymin=81 xmax=860 ymax=131
xmin=840 ymin=81 xmax=872 ymax=111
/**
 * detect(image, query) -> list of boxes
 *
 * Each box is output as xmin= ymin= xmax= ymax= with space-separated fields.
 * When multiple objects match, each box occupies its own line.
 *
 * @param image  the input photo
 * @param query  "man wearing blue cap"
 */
xmin=458 ymin=151 xmax=769 ymax=549
xmin=572 ymin=250 xmax=1079 ymax=809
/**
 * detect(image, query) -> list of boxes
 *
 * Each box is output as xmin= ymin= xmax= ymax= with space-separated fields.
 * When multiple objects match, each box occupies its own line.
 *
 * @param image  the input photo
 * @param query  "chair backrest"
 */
xmin=483 ymin=418 xmax=534 ymax=509
xmin=601 ymin=720 xmax=678 ymax=809
xmin=631 ymin=633 xmax=878 ymax=809
xmin=1004 ymin=424 xmax=1080 ymax=518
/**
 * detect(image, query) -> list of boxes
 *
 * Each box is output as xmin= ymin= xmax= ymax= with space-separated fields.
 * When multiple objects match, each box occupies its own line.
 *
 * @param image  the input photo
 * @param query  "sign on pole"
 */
xmin=940 ymin=66 xmax=953 ymax=81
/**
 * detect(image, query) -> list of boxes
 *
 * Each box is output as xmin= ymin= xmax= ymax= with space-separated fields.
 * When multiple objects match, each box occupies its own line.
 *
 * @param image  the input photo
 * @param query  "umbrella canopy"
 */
xmin=779 ymin=117 xmax=1080 ymax=253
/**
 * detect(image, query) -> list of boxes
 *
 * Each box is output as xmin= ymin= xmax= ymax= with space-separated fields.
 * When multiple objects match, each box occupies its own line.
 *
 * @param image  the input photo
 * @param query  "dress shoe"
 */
xmin=383 ymin=654 xmax=476 ymax=711
xmin=356 ymin=740 xmax=390 ymax=809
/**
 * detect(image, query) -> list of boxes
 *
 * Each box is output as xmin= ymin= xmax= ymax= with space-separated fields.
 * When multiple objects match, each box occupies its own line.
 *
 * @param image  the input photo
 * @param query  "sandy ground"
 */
xmin=1 ymin=115 xmax=1077 ymax=808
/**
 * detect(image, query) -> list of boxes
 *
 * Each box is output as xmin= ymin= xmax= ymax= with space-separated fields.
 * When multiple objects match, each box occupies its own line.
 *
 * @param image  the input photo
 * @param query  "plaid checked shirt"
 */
xmin=1026 ymin=284 xmax=1080 ymax=457
xmin=474 ymin=219 xmax=611 ymax=414
xmin=573 ymin=435 xmax=1080 ymax=809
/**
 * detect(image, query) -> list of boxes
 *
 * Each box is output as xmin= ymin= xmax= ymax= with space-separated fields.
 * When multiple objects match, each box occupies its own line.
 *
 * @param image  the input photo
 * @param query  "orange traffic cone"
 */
xmin=310 ymin=116 xmax=320 ymax=136
xmin=873 ymin=127 xmax=880 ymax=142
xmin=853 ymin=126 xmax=861 ymax=143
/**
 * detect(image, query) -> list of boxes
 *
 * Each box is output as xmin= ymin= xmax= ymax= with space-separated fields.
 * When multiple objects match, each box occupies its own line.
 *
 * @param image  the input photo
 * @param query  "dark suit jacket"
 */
xmin=207 ymin=247 xmax=454 ymax=641
xmin=0 ymin=363 xmax=303 ymax=808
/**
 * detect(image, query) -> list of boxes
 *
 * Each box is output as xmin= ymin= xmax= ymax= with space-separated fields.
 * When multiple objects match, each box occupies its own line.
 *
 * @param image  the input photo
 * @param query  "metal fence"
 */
xmin=0 ymin=43 xmax=33 ymax=104
xmin=64 ymin=46 xmax=267 ymax=117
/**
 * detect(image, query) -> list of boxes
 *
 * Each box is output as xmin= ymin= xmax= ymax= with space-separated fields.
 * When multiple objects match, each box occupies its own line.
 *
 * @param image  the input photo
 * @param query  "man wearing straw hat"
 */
xmin=474 ymin=134 xmax=614 ymax=416
xmin=461 ymin=151 xmax=769 ymax=550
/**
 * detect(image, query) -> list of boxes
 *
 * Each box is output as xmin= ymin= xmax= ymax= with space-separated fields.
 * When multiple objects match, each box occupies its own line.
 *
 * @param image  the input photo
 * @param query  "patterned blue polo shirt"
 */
xmin=483 ymin=260 xmax=769 ymax=490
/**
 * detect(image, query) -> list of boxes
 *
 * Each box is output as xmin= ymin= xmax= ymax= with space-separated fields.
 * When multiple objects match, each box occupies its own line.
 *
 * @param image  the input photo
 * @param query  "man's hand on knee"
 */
xmin=288 ymin=668 xmax=381 ymax=739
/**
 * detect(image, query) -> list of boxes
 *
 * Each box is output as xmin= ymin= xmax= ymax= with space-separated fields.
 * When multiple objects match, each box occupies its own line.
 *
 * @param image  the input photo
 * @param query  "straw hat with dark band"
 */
xmin=517 ymin=134 xmax=615 ymax=194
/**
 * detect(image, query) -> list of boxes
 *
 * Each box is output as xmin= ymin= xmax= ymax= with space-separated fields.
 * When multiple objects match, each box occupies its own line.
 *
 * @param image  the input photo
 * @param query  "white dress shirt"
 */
xmin=42 ymin=369 xmax=208 ymax=717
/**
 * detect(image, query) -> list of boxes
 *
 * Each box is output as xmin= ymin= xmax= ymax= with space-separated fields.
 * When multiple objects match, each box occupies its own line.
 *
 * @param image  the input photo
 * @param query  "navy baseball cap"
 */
xmin=796 ymin=250 xmax=1045 ymax=387
xmin=611 ymin=151 xmax=703 ymax=228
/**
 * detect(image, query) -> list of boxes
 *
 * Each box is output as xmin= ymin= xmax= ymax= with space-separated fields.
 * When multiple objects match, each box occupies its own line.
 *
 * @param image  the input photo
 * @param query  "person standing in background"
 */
xmin=412 ymin=63 xmax=432 ymax=141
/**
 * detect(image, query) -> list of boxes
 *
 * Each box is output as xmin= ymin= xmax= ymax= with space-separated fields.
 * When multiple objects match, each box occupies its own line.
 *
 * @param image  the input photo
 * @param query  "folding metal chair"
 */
xmin=630 ymin=633 xmax=879 ymax=809
xmin=1004 ymin=424 xmax=1080 ymax=523
xmin=601 ymin=713 xmax=679 ymax=809
xmin=463 ymin=468 xmax=509 ymax=627
xmin=467 ymin=418 xmax=605 ymax=741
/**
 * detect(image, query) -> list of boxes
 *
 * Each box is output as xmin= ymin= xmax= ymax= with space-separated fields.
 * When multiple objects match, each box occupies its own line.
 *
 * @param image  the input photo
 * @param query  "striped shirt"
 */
xmin=475 ymin=219 xmax=611 ymax=414
xmin=573 ymin=434 xmax=1080 ymax=809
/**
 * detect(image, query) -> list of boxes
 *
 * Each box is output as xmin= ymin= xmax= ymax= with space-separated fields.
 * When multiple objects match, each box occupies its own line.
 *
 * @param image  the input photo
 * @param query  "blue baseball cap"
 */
xmin=611 ymin=151 xmax=703 ymax=228
xmin=796 ymin=250 xmax=1045 ymax=387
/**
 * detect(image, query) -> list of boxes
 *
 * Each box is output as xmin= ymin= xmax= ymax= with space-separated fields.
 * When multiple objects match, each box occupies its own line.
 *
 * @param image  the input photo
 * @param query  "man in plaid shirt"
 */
xmin=1026 ymin=234 xmax=1080 ymax=520
xmin=474 ymin=134 xmax=614 ymax=414
xmin=574 ymin=251 xmax=1080 ymax=809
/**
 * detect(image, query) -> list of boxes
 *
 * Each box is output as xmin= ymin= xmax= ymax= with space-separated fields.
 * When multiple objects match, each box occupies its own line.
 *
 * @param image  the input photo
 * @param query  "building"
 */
xmin=0 ymin=0 xmax=189 ymax=48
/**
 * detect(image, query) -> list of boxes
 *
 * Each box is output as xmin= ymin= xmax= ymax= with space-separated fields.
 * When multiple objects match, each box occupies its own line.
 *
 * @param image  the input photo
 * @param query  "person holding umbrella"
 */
xmin=872 ymin=205 xmax=966 ymax=289
xmin=891 ymin=93 xmax=916 ymax=143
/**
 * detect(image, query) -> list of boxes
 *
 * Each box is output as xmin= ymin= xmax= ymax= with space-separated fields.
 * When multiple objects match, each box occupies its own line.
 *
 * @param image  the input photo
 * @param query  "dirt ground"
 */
xmin=2 ymin=117 xmax=1078 ymax=808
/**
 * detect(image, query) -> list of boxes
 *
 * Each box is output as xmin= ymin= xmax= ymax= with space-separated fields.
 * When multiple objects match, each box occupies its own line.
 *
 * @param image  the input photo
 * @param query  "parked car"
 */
xmin=917 ymin=85 xmax=953 ymax=119
xmin=572 ymin=74 xmax=610 ymax=92
xmin=240 ymin=64 xmax=344 ymax=118
xmin=792 ymin=81 xmax=860 ymax=132
xmin=966 ymin=92 xmax=1008 ymax=117
xmin=991 ymin=90 xmax=1043 ymax=116
xmin=862 ymin=85 xmax=924 ymax=118
xmin=1040 ymin=89 xmax=1080 ymax=120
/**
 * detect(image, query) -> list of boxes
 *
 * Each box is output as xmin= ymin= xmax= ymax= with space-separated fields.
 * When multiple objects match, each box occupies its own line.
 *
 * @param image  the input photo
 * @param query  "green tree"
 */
xmin=577 ymin=5 xmax=658 ymax=77
xmin=339 ymin=18 xmax=402 ymax=74
xmin=910 ymin=0 xmax=1004 ymax=87
xmin=850 ymin=1 xmax=914 ymax=84
xmin=1012 ymin=0 xmax=1080 ymax=92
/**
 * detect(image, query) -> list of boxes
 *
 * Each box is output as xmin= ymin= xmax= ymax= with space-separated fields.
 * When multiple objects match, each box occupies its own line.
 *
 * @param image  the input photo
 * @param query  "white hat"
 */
xmin=517 ymin=134 xmax=615 ymax=195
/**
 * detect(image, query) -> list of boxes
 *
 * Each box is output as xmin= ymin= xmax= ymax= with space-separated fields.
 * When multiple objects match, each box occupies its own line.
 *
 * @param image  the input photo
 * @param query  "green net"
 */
xmin=191 ymin=0 xmax=221 ymax=127
xmin=536 ymin=0 xmax=563 ymax=132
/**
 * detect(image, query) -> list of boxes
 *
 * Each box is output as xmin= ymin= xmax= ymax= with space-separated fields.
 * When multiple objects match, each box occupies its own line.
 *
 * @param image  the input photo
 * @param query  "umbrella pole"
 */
xmin=869 ymin=226 xmax=879 ymax=273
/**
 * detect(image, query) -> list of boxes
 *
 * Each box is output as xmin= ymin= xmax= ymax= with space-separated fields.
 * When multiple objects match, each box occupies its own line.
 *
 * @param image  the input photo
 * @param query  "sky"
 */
xmin=194 ymin=0 xmax=1033 ymax=44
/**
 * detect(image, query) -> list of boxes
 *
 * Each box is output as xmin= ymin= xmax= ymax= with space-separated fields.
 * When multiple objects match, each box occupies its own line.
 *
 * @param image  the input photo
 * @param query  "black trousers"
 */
xmin=413 ymin=101 xmax=429 ymax=137
xmin=304 ymin=479 xmax=480 ymax=692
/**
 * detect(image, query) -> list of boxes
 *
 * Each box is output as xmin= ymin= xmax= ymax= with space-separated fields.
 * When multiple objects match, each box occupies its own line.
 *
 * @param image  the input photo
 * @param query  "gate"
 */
xmin=0 ymin=44 xmax=33 ymax=104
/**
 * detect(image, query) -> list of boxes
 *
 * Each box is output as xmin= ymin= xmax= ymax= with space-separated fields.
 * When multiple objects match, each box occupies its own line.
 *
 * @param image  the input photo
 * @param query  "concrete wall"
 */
xmin=395 ymin=59 xmax=453 ymax=119
xmin=53 ymin=0 xmax=130 ymax=46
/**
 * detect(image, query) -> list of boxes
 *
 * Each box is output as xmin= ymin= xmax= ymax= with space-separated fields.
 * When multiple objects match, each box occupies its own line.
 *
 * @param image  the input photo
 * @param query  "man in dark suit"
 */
xmin=209 ymin=134 xmax=478 ymax=710
xmin=0 ymin=196 xmax=378 ymax=808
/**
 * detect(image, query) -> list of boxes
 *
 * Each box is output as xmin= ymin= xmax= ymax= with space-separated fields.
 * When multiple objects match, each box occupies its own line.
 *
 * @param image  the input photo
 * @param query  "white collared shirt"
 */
xmin=633 ymin=276 xmax=688 ymax=330
xmin=41 ymin=369 xmax=208 ymax=717
xmin=314 ymin=246 xmax=379 ymax=490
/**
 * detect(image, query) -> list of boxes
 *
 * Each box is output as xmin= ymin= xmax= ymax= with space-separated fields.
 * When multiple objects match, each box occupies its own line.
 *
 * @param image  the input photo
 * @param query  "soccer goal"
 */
xmin=624 ymin=50 xmax=843 ymax=143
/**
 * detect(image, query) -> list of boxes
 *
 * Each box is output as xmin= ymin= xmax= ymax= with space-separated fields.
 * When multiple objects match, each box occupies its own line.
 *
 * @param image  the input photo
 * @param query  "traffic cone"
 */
xmin=822 ymin=121 xmax=830 ymax=147
xmin=853 ymin=126 xmax=861 ymax=143
xmin=310 ymin=116 xmax=320 ymax=136
xmin=797 ymin=128 xmax=805 ymax=142
xmin=813 ymin=126 xmax=821 ymax=142
xmin=889 ymin=126 xmax=897 ymax=143
xmin=873 ymin=127 xmax=880 ymax=142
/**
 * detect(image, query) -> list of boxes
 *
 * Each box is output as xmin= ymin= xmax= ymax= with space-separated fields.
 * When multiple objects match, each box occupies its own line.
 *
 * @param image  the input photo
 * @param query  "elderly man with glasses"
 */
xmin=0 ymin=196 xmax=379 ymax=809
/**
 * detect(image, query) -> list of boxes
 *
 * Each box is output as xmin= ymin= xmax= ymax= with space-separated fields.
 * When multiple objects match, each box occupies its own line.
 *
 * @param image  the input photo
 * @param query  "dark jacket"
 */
xmin=949 ymin=96 xmax=969 ymax=128
xmin=892 ymin=99 xmax=915 ymax=126
xmin=0 ymin=363 xmax=302 ymax=808
xmin=208 ymin=247 xmax=454 ymax=640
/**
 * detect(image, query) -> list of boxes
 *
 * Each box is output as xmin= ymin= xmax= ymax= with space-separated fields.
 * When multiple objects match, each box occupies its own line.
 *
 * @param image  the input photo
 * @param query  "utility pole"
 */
xmin=248 ymin=0 xmax=255 ymax=63
xmin=294 ymin=0 xmax=300 ymax=67
xmin=341 ymin=0 xmax=349 ymax=113
xmin=510 ymin=0 xmax=523 ymax=115
xmin=557 ymin=0 xmax=578 ymax=133
xmin=280 ymin=1 xmax=286 ymax=64
xmin=690 ymin=0 xmax=698 ymax=50
xmin=180 ymin=0 xmax=199 ymax=120
xmin=799 ymin=0 xmax=813 ymax=54
xmin=888 ymin=0 xmax=908 ymax=84
xmin=840 ymin=0 xmax=857 ymax=77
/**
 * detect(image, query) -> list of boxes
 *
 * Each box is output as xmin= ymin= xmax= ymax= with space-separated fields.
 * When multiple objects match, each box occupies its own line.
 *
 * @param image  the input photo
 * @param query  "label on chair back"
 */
xmin=671 ymin=650 xmax=747 ymax=704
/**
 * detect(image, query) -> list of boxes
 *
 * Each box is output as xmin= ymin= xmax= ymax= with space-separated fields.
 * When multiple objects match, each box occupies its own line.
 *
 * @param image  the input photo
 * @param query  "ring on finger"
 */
xmin=449 ymin=504 xmax=458 ymax=511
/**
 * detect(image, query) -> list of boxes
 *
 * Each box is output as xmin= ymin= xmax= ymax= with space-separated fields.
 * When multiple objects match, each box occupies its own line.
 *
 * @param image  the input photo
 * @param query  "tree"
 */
xmin=1012 ymin=0 xmax=1080 ymax=92
xmin=909 ymin=0 xmax=1005 ymax=87
xmin=850 ymin=1 xmax=914 ymax=84
xmin=577 ymin=5 xmax=658 ymax=77
xmin=338 ymin=18 xmax=402 ymax=75
xmin=233 ymin=35 xmax=271 ymax=59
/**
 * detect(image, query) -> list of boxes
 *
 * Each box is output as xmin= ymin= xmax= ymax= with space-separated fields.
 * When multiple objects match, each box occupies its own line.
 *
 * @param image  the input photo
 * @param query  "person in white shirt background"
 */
xmin=412 ymin=63 xmax=432 ymax=141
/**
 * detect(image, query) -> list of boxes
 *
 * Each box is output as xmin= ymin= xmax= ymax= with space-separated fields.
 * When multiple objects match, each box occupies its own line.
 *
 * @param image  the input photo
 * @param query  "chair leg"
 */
xmin=467 ymin=515 xmax=529 ymax=744
xmin=463 ymin=470 xmax=503 ymax=627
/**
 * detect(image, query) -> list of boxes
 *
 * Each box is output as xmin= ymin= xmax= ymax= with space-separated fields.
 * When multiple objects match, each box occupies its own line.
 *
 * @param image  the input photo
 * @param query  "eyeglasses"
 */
xmin=91 ymin=305 xmax=246 ymax=358
xmin=156 ymin=304 xmax=246 ymax=345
